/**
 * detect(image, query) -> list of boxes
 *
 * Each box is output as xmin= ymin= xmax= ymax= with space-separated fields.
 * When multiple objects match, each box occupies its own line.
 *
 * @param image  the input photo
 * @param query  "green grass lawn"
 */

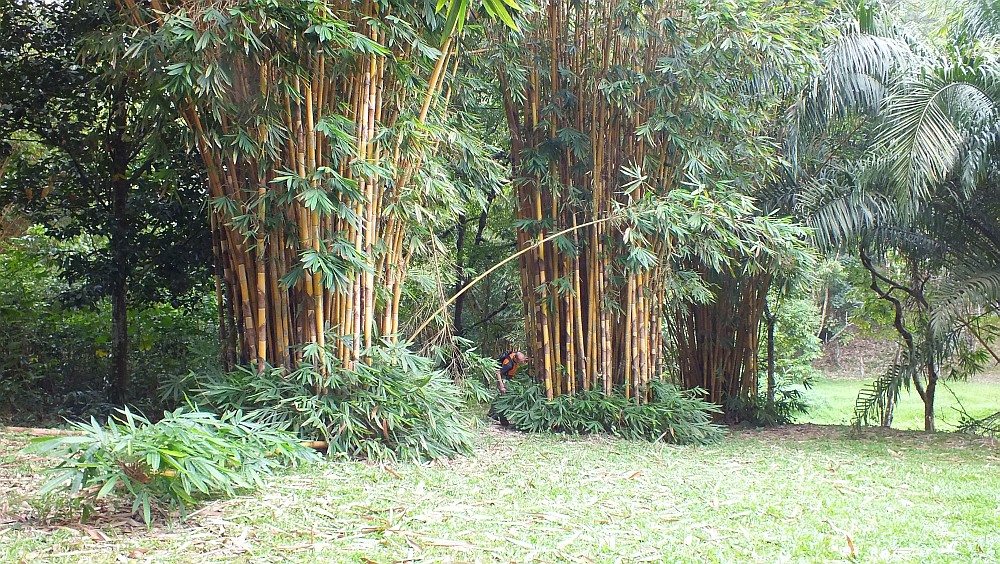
xmin=2 ymin=426 xmax=998 ymax=563
xmin=801 ymin=376 xmax=1000 ymax=430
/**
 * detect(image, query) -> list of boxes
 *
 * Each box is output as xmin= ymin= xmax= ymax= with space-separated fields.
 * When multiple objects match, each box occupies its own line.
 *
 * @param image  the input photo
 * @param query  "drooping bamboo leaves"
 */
xmin=495 ymin=0 xmax=824 ymax=404
xmin=107 ymin=0 xmax=523 ymax=379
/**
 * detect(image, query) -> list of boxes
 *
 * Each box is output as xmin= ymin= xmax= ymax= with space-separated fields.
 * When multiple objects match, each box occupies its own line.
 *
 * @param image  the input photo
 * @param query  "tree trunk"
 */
xmin=765 ymin=303 xmax=776 ymax=411
xmin=880 ymin=385 xmax=895 ymax=427
xmin=816 ymin=287 xmax=829 ymax=340
xmin=107 ymin=92 xmax=131 ymax=406
xmin=924 ymin=362 xmax=937 ymax=432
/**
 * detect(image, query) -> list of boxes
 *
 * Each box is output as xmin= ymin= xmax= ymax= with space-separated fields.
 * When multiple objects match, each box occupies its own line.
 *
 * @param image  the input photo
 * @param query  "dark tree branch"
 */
xmin=861 ymin=247 xmax=928 ymax=308
xmin=470 ymin=300 xmax=511 ymax=329
xmin=128 ymin=149 xmax=159 ymax=184
xmin=474 ymin=190 xmax=496 ymax=246
xmin=859 ymin=246 xmax=918 ymax=393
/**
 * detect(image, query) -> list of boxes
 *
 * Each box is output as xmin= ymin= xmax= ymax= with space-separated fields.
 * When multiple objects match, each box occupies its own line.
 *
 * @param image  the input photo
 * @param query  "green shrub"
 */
xmin=765 ymin=298 xmax=823 ymax=384
xmin=723 ymin=380 xmax=810 ymax=426
xmin=196 ymin=339 xmax=476 ymax=462
xmin=24 ymin=406 xmax=319 ymax=525
xmin=429 ymin=336 xmax=500 ymax=407
xmin=127 ymin=298 xmax=218 ymax=407
xmin=491 ymin=380 xmax=725 ymax=445
xmin=0 ymin=232 xmax=67 ymax=415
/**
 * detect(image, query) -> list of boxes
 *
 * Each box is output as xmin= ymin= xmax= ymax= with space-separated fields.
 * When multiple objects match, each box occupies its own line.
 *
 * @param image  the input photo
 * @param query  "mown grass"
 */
xmin=801 ymin=376 xmax=1000 ymax=430
xmin=2 ymin=425 xmax=998 ymax=563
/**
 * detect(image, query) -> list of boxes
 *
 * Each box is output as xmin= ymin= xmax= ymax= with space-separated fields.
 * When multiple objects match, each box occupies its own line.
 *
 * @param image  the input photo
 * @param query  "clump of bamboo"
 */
xmin=496 ymin=0 xmax=680 ymax=401
xmin=666 ymin=271 xmax=773 ymax=406
xmin=114 ymin=0 xmax=479 ymax=372
xmin=496 ymin=0 xmax=822 ymax=405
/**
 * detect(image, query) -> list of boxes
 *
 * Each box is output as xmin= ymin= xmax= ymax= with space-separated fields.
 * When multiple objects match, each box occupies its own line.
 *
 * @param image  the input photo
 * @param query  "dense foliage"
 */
xmin=489 ymin=0 xmax=826 ymax=409
xmin=784 ymin=0 xmax=1000 ymax=430
xmin=492 ymin=380 xmax=724 ymax=445
xmin=0 ymin=0 xmax=214 ymax=405
xmin=0 ymin=231 xmax=218 ymax=422
xmin=25 ymin=407 xmax=319 ymax=525
xmin=197 ymin=341 xmax=476 ymax=461
xmin=1 ymin=0 xmax=997 ymax=481
xmin=106 ymin=0 xmax=514 ymax=374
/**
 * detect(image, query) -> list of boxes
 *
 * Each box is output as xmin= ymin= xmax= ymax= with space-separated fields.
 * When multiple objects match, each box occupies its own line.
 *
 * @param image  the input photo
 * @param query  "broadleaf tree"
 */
xmin=0 ymin=0 xmax=212 ymax=404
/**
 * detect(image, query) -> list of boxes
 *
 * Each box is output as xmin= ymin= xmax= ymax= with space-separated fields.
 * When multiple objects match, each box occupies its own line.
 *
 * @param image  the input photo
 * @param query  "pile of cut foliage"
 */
xmin=24 ymin=407 xmax=318 ymax=525
xmin=196 ymin=341 xmax=478 ymax=462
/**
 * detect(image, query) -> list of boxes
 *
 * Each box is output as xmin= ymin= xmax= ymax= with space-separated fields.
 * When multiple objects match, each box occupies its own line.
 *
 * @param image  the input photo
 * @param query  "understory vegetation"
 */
xmin=22 ymin=408 xmax=319 ymax=525
xmin=492 ymin=380 xmax=724 ymax=445
xmin=0 ymin=230 xmax=218 ymax=422
xmin=195 ymin=342 xmax=479 ymax=462
xmin=2 ymin=427 xmax=997 ymax=562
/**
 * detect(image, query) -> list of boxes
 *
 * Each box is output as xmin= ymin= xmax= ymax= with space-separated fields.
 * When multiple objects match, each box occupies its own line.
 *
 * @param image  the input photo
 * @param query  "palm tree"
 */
xmin=786 ymin=0 xmax=1000 ymax=431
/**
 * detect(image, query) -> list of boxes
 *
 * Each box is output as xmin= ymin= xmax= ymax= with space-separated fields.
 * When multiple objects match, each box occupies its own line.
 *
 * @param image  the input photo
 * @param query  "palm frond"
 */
xmin=852 ymin=361 xmax=910 ymax=428
xmin=959 ymin=114 xmax=1000 ymax=190
xmin=783 ymin=22 xmax=910 ymax=183
xmin=929 ymin=269 xmax=1000 ymax=334
xmin=796 ymin=164 xmax=894 ymax=250
xmin=821 ymin=31 xmax=908 ymax=116
xmin=952 ymin=0 xmax=1000 ymax=42
xmin=957 ymin=410 xmax=1000 ymax=438
xmin=879 ymin=75 xmax=997 ymax=206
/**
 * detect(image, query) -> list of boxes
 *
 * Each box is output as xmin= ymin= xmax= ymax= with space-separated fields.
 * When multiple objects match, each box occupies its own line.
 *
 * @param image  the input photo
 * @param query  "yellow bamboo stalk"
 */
xmin=237 ymin=264 xmax=257 ymax=363
xmin=409 ymin=214 xmax=624 ymax=341
xmin=564 ymin=254 xmax=576 ymax=395
xmin=572 ymin=221 xmax=587 ymax=391
xmin=637 ymin=272 xmax=649 ymax=402
xmin=363 ymin=60 xmax=378 ymax=350
xmin=534 ymin=190 xmax=554 ymax=399
xmin=623 ymin=275 xmax=634 ymax=399
xmin=417 ymin=36 xmax=453 ymax=124
xmin=587 ymin=236 xmax=597 ymax=391
xmin=600 ymin=242 xmax=612 ymax=395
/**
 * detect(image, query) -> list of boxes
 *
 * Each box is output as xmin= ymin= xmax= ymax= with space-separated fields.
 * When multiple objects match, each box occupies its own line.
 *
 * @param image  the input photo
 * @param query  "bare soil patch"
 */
xmin=971 ymin=368 xmax=1000 ymax=384
xmin=736 ymin=422 xmax=999 ymax=449
xmin=814 ymin=332 xmax=897 ymax=379
xmin=814 ymin=331 xmax=1000 ymax=383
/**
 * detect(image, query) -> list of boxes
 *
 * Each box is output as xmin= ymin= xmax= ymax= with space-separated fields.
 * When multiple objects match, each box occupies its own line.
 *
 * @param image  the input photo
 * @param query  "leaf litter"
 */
xmin=3 ymin=424 xmax=999 ymax=562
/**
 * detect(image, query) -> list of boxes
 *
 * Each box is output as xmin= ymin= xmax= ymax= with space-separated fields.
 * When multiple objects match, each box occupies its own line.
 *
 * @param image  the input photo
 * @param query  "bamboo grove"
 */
xmin=496 ymin=0 xmax=677 ymax=401
xmin=113 ymin=0 xmax=510 ymax=372
xmin=496 ymin=0 xmax=821 ymax=404
xmin=108 ymin=0 xmax=823 ymax=413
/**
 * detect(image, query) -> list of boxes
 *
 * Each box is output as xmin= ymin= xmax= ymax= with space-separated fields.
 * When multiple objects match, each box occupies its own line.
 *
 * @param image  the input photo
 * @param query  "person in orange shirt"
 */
xmin=496 ymin=351 xmax=528 ymax=393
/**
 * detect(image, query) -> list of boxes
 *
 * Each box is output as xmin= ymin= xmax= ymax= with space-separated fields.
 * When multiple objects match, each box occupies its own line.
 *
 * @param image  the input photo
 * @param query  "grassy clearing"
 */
xmin=2 ymin=426 xmax=998 ymax=563
xmin=801 ymin=377 xmax=1000 ymax=430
